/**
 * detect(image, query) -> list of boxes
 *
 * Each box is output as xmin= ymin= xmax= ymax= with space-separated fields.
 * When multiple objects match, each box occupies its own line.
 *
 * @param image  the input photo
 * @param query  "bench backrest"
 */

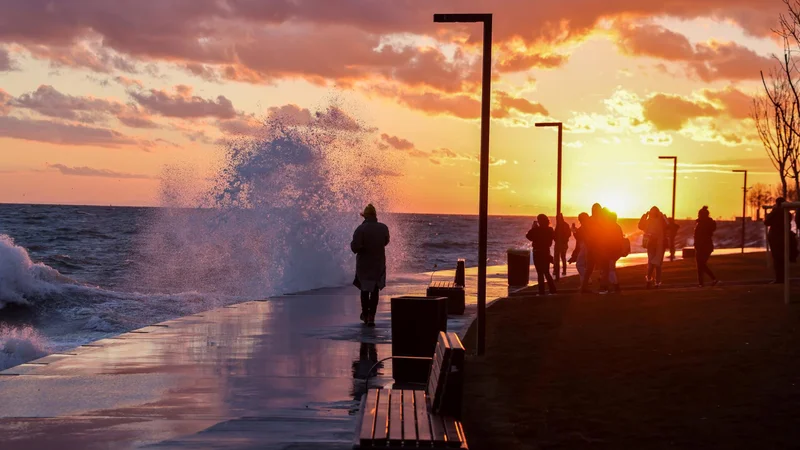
xmin=426 ymin=331 xmax=465 ymax=415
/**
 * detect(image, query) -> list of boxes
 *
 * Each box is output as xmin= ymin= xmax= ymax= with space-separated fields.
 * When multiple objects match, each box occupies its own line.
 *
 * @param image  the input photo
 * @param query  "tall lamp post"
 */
xmin=535 ymin=122 xmax=563 ymax=278
xmin=733 ymin=169 xmax=748 ymax=254
xmin=659 ymin=156 xmax=677 ymax=261
xmin=434 ymin=13 xmax=492 ymax=356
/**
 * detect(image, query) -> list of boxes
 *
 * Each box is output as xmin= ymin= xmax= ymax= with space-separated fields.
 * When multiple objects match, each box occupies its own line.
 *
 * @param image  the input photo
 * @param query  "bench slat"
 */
xmin=388 ymin=390 xmax=403 ymax=445
xmin=373 ymin=387 xmax=390 ymax=442
xmin=414 ymin=390 xmax=433 ymax=443
xmin=430 ymin=413 xmax=448 ymax=447
xmin=359 ymin=389 xmax=379 ymax=445
xmin=442 ymin=415 xmax=464 ymax=448
xmin=402 ymin=389 xmax=417 ymax=444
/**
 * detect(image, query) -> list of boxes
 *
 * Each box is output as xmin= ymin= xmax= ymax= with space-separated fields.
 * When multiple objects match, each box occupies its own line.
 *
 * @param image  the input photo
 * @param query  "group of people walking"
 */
xmin=526 ymin=204 xmax=628 ymax=295
xmin=525 ymin=203 xmax=731 ymax=294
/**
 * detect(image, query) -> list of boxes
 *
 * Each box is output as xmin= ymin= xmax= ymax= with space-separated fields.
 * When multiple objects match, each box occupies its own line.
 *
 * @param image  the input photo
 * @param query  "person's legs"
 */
xmin=553 ymin=249 xmax=561 ymax=280
xmin=608 ymin=260 xmax=618 ymax=290
xmin=544 ymin=266 xmax=557 ymax=293
xmin=655 ymin=265 xmax=663 ymax=285
xmin=369 ymin=287 xmax=379 ymax=316
xmin=598 ymin=258 xmax=610 ymax=292
xmin=537 ymin=268 xmax=546 ymax=294
xmin=696 ymin=254 xmax=706 ymax=286
xmin=581 ymin=253 xmax=595 ymax=291
xmin=360 ymin=290 xmax=370 ymax=322
xmin=560 ymin=248 xmax=567 ymax=275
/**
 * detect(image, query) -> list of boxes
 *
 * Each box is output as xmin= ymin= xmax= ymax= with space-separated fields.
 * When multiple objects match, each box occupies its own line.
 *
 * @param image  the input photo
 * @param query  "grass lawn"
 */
xmin=462 ymin=253 xmax=800 ymax=449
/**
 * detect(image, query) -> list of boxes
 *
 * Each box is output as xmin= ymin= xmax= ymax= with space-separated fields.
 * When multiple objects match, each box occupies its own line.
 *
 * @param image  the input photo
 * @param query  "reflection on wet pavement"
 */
xmin=0 ymin=266 xmax=512 ymax=449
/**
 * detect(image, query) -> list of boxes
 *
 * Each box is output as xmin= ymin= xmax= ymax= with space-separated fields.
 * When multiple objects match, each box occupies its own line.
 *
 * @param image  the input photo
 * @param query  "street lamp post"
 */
xmin=535 ymin=122 xmax=563 ymax=279
xmin=434 ymin=13 xmax=492 ymax=356
xmin=659 ymin=156 xmax=677 ymax=261
xmin=733 ymin=169 xmax=748 ymax=254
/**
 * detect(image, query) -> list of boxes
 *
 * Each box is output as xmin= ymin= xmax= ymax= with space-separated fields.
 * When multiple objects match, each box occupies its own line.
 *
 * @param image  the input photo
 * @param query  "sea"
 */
xmin=0 ymin=204 xmax=768 ymax=371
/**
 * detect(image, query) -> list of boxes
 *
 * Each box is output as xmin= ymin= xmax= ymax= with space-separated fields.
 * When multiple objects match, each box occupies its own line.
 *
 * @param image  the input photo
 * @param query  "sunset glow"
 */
xmin=0 ymin=2 xmax=788 ymax=218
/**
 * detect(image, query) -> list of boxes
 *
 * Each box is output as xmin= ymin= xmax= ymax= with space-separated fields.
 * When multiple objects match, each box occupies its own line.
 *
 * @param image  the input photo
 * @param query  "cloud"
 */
xmin=46 ymin=163 xmax=154 ymax=179
xmin=380 ymin=133 xmax=415 ymax=151
xmin=0 ymin=115 xmax=139 ymax=148
xmin=130 ymin=86 xmax=237 ymax=119
xmin=642 ymin=93 xmax=720 ymax=131
xmin=614 ymin=23 xmax=773 ymax=82
xmin=24 ymin=41 xmax=139 ymax=74
xmin=494 ymin=91 xmax=549 ymax=118
xmin=113 ymin=76 xmax=144 ymax=89
xmin=0 ymin=47 xmax=15 ymax=71
xmin=0 ymin=88 xmax=12 ymax=116
xmin=12 ymin=84 xmax=158 ymax=128
xmin=701 ymin=86 xmax=755 ymax=120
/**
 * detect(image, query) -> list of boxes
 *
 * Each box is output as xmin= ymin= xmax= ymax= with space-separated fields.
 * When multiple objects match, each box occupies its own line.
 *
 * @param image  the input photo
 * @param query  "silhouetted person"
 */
xmin=639 ymin=206 xmax=668 ymax=289
xmin=694 ymin=206 xmax=718 ymax=287
xmin=580 ymin=203 xmax=604 ymax=293
xmin=766 ymin=197 xmax=792 ymax=283
xmin=598 ymin=210 xmax=624 ymax=294
xmin=351 ymin=204 xmax=390 ymax=326
xmin=667 ymin=218 xmax=680 ymax=261
xmin=569 ymin=213 xmax=590 ymax=287
xmin=553 ymin=213 xmax=571 ymax=280
xmin=526 ymin=214 xmax=557 ymax=295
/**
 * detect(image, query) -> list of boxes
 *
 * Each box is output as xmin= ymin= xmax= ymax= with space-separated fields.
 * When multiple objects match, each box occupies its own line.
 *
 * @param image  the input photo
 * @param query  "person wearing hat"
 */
xmin=350 ymin=203 xmax=390 ymax=326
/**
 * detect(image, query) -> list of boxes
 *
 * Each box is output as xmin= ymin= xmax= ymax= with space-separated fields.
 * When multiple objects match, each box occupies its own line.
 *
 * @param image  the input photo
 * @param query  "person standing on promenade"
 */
xmin=580 ymin=203 xmax=604 ymax=293
xmin=569 ymin=212 xmax=590 ymax=287
xmin=667 ymin=218 xmax=680 ymax=262
xmin=351 ymin=204 xmax=390 ymax=326
xmin=694 ymin=206 xmax=719 ymax=287
xmin=526 ymin=214 xmax=557 ymax=295
xmin=639 ymin=206 xmax=668 ymax=289
xmin=598 ymin=210 xmax=625 ymax=294
xmin=553 ymin=213 xmax=572 ymax=281
xmin=765 ymin=197 xmax=793 ymax=284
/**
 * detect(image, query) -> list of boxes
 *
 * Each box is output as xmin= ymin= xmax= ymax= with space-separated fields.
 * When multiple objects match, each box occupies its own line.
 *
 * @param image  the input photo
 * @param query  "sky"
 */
xmin=0 ymin=0 xmax=790 ymax=218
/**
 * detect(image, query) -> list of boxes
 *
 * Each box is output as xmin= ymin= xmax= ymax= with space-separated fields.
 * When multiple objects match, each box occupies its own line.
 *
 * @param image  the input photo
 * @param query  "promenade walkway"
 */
xmin=0 ymin=267 xmax=511 ymax=449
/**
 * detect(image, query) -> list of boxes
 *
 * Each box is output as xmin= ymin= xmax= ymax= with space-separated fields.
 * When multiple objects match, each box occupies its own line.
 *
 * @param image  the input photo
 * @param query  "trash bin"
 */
xmin=427 ymin=282 xmax=466 ymax=315
xmin=682 ymin=247 xmax=696 ymax=259
xmin=391 ymin=296 xmax=447 ymax=383
xmin=507 ymin=248 xmax=530 ymax=286
xmin=454 ymin=259 xmax=466 ymax=287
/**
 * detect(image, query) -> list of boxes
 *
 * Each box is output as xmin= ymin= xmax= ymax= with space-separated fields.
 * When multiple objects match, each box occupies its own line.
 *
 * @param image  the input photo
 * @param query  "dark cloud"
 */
xmin=130 ymin=86 xmax=237 ymax=119
xmin=0 ymin=46 xmax=15 ymax=71
xmin=380 ymin=133 xmax=415 ymax=151
xmin=0 ymin=115 xmax=139 ymax=148
xmin=46 ymin=163 xmax=154 ymax=179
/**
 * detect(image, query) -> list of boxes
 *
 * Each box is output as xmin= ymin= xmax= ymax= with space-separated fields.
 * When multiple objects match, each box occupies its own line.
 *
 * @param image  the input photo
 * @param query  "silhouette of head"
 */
xmin=649 ymin=206 xmax=661 ymax=217
xmin=592 ymin=203 xmax=602 ymax=216
xmin=537 ymin=214 xmax=550 ymax=227
xmin=776 ymin=197 xmax=786 ymax=206
xmin=578 ymin=212 xmax=589 ymax=224
xmin=557 ymin=212 xmax=565 ymax=223
xmin=361 ymin=203 xmax=377 ymax=218
xmin=698 ymin=206 xmax=710 ymax=219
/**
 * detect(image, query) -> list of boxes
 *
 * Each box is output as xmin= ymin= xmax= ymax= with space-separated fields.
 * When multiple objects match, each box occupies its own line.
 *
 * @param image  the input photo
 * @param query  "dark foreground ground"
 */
xmin=462 ymin=253 xmax=800 ymax=449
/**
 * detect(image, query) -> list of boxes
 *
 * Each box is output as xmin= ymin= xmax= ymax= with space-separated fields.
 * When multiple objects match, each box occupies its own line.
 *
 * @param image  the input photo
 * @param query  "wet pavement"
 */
xmin=0 ymin=266 xmax=517 ymax=449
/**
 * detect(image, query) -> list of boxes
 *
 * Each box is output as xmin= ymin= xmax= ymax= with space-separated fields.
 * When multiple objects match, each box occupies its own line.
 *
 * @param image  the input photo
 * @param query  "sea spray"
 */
xmin=134 ymin=102 xmax=407 ymax=297
xmin=0 ymin=234 xmax=73 ymax=308
xmin=0 ymin=325 xmax=50 ymax=371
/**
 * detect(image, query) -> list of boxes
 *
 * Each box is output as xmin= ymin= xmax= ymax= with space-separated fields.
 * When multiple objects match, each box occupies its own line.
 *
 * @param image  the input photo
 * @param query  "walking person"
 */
xmin=569 ymin=213 xmax=590 ymax=287
xmin=553 ymin=213 xmax=572 ymax=281
xmin=580 ymin=203 xmax=603 ymax=293
xmin=694 ymin=206 xmax=719 ymax=287
xmin=526 ymin=214 xmax=557 ymax=295
xmin=599 ymin=211 xmax=625 ymax=294
xmin=765 ymin=198 xmax=791 ymax=284
xmin=667 ymin=218 xmax=680 ymax=262
xmin=639 ymin=206 xmax=668 ymax=289
xmin=351 ymin=204 xmax=390 ymax=326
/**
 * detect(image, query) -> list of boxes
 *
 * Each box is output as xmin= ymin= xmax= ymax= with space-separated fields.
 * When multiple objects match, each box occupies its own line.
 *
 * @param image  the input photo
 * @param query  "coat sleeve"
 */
xmin=350 ymin=226 xmax=363 ymax=254
xmin=384 ymin=225 xmax=390 ymax=246
xmin=526 ymin=228 xmax=535 ymax=242
xmin=638 ymin=214 xmax=648 ymax=231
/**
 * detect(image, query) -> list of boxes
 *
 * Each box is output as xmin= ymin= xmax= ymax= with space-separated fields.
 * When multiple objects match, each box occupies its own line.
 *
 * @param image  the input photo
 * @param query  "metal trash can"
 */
xmin=427 ymin=282 xmax=466 ymax=315
xmin=507 ymin=248 xmax=530 ymax=286
xmin=391 ymin=296 xmax=447 ymax=383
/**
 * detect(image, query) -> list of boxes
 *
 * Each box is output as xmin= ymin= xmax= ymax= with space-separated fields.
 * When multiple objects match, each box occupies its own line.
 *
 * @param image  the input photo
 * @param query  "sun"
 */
xmin=596 ymin=188 xmax=635 ymax=218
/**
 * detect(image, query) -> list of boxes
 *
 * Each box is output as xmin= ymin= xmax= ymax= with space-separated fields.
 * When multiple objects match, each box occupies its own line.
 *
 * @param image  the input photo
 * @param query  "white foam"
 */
xmin=0 ymin=234 xmax=75 ymax=308
xmin=0 ymin=325 xmax=50 ymax=371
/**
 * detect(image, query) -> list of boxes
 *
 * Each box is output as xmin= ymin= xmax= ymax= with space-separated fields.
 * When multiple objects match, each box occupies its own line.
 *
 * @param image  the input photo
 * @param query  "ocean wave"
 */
xmin=0 ymin=234 xmax=78 ymax=308
xmin=0 ymin=325 xmax=50 ymax=371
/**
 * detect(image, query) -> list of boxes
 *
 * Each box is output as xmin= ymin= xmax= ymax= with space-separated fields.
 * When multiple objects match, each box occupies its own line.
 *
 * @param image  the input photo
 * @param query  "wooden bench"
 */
xmin=354 ymin=331 xmax=468 ymax=449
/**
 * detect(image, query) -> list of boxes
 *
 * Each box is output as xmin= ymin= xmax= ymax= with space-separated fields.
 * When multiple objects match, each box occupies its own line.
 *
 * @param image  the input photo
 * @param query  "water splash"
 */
xmin=135 ymin=102 xmax=407 ymax=297
xmin=0 ymin=325 xmax=50 ymax=371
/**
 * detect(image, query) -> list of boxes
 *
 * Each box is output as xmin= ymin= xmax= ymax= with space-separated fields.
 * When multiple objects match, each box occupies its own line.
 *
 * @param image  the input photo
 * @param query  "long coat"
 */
xmin=350 ymin=218 xmax=390 ymax=292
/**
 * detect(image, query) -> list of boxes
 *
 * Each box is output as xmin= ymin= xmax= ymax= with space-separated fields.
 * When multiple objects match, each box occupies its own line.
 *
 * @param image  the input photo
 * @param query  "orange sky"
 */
xmin=0 ymin=1 xmax=788 ymax=218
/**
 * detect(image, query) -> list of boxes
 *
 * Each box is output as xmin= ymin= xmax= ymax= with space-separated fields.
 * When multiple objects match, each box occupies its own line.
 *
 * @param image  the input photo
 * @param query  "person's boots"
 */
xmin=367 ymin=312 xmax=376 ymax=327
